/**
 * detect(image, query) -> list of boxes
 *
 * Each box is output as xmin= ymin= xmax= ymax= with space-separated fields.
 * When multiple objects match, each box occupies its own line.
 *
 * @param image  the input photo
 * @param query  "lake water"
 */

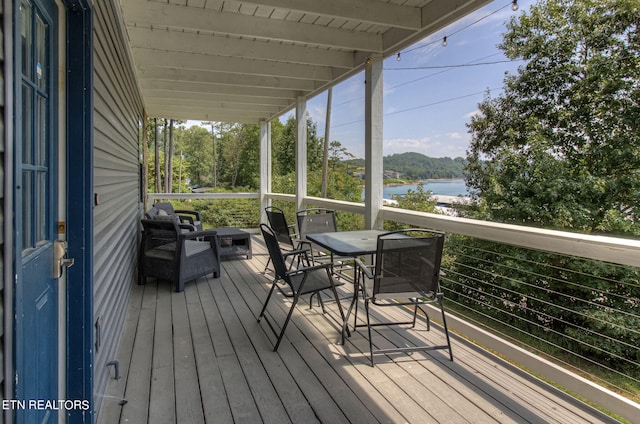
xmin=384 ymin=179 xmax=469 ymax=197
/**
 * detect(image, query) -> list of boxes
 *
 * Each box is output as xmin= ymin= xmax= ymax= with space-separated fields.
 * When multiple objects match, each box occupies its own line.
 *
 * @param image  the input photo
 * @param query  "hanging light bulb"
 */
xmin=366 ymin=57 xmax=372 ymax=65
xmin=512 ymin=0 xmax=518 ymax=11
xmin=396 ymin=52 xmax=401 ymax=61
xmin=442 ymin=36 xmax=447 ymax=47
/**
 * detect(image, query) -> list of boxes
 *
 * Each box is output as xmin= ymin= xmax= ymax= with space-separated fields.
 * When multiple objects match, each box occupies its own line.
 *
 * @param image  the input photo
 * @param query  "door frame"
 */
xmin=63 ymin=0 xmax=93 ymax=422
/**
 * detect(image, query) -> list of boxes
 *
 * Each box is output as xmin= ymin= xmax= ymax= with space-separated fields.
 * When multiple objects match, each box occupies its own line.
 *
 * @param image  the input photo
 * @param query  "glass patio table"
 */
xmin=305 ymin=229 xmax=385 ymax=257
xmin=305 ymin=229 xmax=386 ymax=342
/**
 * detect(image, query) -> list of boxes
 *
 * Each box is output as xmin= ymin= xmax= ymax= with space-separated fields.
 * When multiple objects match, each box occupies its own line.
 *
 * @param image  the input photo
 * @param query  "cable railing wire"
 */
xmin=443 ymin=287 xmax=640 ymax=397
xmin=452 ymin=249 xmax=640 ymax=328
xmin=445 ymin=265 xmax=640 ymax=361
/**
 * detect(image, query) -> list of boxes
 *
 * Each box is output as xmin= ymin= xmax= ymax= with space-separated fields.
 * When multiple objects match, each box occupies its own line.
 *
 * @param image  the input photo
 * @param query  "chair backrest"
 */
xmin=265 ymin=206 xmax=295 ymax=249
xmin=145 ymin=205 xmax=160 ymax=219
xmin=141 ymin=218 xmax=180 ymax=252
xmin=155 ymin=202 xmax=177 ymax=215
xmin=296 ymin=208 xmax=337 ymax=241
xmin=374 ymin=229 xmax=445 ymax=298
xmin=260 ymin=223 xmax=292 ymax=284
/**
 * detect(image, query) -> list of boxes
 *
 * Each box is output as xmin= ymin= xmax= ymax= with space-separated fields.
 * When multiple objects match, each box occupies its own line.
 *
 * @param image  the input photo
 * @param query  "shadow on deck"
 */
xmin=98 ymin=236 xmax=618 ymax=423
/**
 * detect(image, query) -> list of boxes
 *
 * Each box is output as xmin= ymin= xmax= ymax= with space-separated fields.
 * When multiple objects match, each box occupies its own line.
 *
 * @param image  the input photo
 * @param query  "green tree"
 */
xmin=451 ymin=0 xmax=640 ymax=389
xmin=272 ymin=116 xmax=324 ymax=177
xmin=181 ymin=125 xmax=213 ymax=188
xmin=465 ymin=0 xmax=640 ymax=235
xmin=219 ymin=123 xmax=260 ymax=189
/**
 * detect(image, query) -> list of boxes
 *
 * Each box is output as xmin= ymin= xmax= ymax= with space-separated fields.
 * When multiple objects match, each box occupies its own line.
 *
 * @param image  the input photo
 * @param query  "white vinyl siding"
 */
xmin=92 ymin=0 xmax=143 ymax=416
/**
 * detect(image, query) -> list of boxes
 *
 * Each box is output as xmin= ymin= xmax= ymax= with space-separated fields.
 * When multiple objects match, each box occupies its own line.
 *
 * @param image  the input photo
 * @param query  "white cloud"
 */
xmin=465 ymin=109 xmax=481 ymax=119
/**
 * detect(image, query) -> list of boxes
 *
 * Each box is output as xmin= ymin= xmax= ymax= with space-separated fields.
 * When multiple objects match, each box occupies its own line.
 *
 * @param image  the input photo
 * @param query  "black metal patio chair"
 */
xmin=258 ymin=223 xmax=347 ymax=351
xmin=352 ymin=228 xmax=453 ymax=366
xmin=296 ymin=207 xmax=342 ymax=264
xmin=296 ymin=207 xmax=355 ymax=282
xmin=264 ymin=206 xmax=310 ymax=272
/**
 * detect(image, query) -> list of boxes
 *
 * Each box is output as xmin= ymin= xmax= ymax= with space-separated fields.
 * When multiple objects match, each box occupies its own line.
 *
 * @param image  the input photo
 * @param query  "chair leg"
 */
xmin=326 ymin=273 xmax=349 ymax=337
xmin=420 ymin=305 xmax=431 ymax=331
xmin=258 ymin=280 xmax=278 ymax=322
xmin=318 ymin=294 xmax=326 ymax=313
xmin=274 ymin=294 xmax=300 ymax=351
xmin=353 ymin=268 xmax=362 ymax=331
xmin=365 ymin=299 xmax=375 ymax=367
xmin=438 ymin=294 xmax=454 ymax=361
xmin=262 ymin=257 xmax=272 ymax=274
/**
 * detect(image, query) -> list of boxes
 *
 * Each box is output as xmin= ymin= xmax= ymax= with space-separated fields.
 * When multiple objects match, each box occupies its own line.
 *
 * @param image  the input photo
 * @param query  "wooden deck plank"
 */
xmin=195 ymin=276 xmax=264 ymax=423
xmin=148 ymin=282 xmax=176 ymax=424
xmin=294 ymin=295 xmax=434 ymax=422
xmin=118 ymin=284 xmax=157 ymax=424
xmin=185 ymin=282 xmax=234 ymax=424
xmin=220 ymin=260 xmax=322 ymax=423
xmin=224 ymin=256 xmax=351 ymax=423
xmin=209 ymin=271 xmax=292 ymax=424
xmin=100 ymin=236 xmax=621 ymax=424
xmin=222 ymin=258 xmax=348 ymax=422
xmin=172 ymin=289 xmax=206 ymax=423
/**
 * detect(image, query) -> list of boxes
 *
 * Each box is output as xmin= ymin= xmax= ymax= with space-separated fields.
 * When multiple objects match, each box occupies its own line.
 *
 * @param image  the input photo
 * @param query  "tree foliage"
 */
xmin=384 ymin=153 xmax=465 ymax=180
xmin=452 ymin=0 xmax=640 ymax=387
xmin=465 ymin=0 xmax=640 ymax=235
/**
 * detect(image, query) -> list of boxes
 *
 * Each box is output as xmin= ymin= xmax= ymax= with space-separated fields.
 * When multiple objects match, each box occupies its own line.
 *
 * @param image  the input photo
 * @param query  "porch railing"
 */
xmin=146 ymin=192 xmax=640 ymax=422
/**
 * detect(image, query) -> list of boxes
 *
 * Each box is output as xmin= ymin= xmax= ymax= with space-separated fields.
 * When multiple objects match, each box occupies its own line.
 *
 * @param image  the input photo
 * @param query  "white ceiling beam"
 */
xmin=421 ymin=0 xmax=493 ymax=31
xmin=147 ymin=108 xmax=269 ymax=124
xmin=138 ymin=67 xmax=318 ymax=91
xmin=237 ymin=0 xmax=421 ymax=30
xmin=126 ymin=27 xmax=355 ymax=69
xmin=139 ymin=79 xmax=301 ymax=100
xmin=124 ymin=1 xmax=383 ymax=52
xmin=132 ymin=48 xmax=336 ymax=82
xmin=143 ymin=89 xmax=292 ymax=107
xmin=146 ymin=98 xmax=281 ymax=114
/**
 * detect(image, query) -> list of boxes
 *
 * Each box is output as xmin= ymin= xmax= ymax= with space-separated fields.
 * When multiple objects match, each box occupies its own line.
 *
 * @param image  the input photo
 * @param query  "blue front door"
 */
xmin=14 ymin=0 xmax=59 ymax=422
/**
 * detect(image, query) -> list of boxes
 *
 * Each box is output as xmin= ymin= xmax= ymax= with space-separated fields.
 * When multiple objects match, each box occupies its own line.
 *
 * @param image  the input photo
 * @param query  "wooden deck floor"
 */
xmin=98 ymin=236 xmax=618 ymax=424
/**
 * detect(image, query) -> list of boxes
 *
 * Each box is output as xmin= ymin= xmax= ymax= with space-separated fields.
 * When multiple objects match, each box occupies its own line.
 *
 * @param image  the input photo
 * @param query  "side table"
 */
xmin=214 ymin=227 xmax=252 ymax=259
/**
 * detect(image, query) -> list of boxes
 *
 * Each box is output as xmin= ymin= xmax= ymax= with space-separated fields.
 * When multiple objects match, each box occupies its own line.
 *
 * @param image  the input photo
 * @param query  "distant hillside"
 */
xmin=344 ymin=152 xmax=465 ymax=180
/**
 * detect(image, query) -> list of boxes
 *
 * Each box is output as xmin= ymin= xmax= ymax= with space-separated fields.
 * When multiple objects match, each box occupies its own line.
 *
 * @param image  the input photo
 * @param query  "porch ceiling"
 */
xmin=120 ymin=0 xmax=492 ymax=123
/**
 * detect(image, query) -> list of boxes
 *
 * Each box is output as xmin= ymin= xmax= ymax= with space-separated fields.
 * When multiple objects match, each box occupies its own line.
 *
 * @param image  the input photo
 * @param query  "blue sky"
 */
xmin=190 ymin=0 xmax=536 ymax=160
xmin=285 ymin=0 xmax=536 ymax=159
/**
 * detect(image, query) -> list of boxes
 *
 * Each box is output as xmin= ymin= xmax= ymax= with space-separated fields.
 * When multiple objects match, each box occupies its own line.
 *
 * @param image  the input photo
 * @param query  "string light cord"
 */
xmin=387 ymin=53 xmax=505 ymax=90
xmin=332 ymin=86 xmax=502 ymax=128
xmin=386 ymin=58 xmax=523 ymax=71
xmin=399 ymin=1 xmax=515 ymax=57
xmin=334 ymin=52 xmax=508 ymax=107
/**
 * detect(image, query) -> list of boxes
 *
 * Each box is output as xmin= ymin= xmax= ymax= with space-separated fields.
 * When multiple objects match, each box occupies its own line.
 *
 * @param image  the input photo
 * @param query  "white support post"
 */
xmin=259 ymin=120 xmax=271 ymax=224
xmin=364 ymin=54 xmax=384 ymax=229
xmin=296 ymin=96 xmax=307 ymax=212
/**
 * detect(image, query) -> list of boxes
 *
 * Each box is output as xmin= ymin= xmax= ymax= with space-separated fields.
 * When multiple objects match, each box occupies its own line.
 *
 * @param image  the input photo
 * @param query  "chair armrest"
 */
xmin=354 ymin=258 xmax=374 ymax=279
xmin=181 ymin=229 xmax=217 ymax=241
xmin=282 ymin=248 xmax=310 ymax=258
xmin=178 ymin=223 xmax=197 ymax=232
xmin=178 ymin=215 xmax=195 ymax=225
xmin=285 ymin=262 xmax=332 ymax=278
xmin=175 ymin=209 xmax=202 ymax=220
